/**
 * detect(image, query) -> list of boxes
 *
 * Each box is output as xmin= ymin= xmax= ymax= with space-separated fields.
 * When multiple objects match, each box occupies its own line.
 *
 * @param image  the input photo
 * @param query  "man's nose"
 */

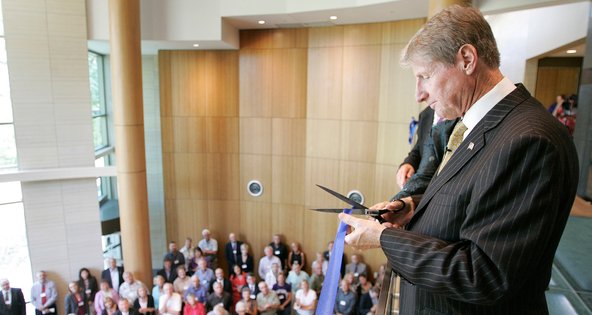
xmin=416 ymin=83 xmax=428 ymax=103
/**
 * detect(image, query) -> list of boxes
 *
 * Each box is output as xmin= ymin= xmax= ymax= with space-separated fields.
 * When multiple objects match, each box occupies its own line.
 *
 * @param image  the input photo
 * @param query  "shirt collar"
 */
xmin=462 ymin=77 xmax=516 ymax=138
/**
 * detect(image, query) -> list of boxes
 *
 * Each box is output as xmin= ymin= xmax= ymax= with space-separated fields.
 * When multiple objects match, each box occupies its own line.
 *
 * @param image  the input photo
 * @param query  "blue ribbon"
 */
xmin=315 ymin=208 xmax=352 ymax=315
xmin=409 ymin=116 xmax=418 ymax=144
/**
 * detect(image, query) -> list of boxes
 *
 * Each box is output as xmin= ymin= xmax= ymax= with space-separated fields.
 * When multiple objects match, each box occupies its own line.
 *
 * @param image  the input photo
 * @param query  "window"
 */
xmin=0 ymin=16 xmax=17 ymax=169
xmin=88 ymin=51 xmax=109 ymax=151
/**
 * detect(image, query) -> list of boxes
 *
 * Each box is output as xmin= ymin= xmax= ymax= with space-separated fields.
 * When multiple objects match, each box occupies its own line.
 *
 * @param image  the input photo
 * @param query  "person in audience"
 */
xmin=287 ymin=243 xmax=306 ymax=271
xmin=271 ymin=273 xmax=291 ymax=315
xmin=323 ymin=241 xmax=345 ymax=276
xmin=78 ymin=268 xmax=98 ymax=311
xmin=164 ymin=241 xmax=186 ymax=270
xmin=183 ymin=293 xmax=205 ymax=315
xmin=373 ymin=265 xmax=386 ymax=291
xmin=224 ymin=233 xmax=243 ymax=275
xmin=310 ymin=252 xmax=328 ymax=276
xmin=196 ymin=258 xmax=215 ymax=289
xmin=198 ymin=229 xmax=219 ymax=269
xmin=264 ymin=263 xmax=279 ymax=289
xmin=293 ymin=280 xmax=316 ymax=315
xmin=244 ymin=274 xmax=259 ymax=301
xmin=548 ymin=94 xmax=566 ymax=116
xmin=173 ymin=266 xmax=191 ymax=295
xmin=234 ymin=300 xmax=247 ymax=315
xmin=101 ymin=297 xmax=118 ymax=315
xmin=207 ymin=304 xmax=228 ymax=315
xmin=133 ymin=286 xmax=155 ymax=315
xmin=180 ymin=237 xmax=195 ymax=271
xmin=308 ymin=264 xmax=324 ymax=296
xmin=205 ymin=282 xmax=231 ymax=313
xmin=185 ymin=275 xmax=208 ymax=304
xmin=114 ymin=299 xmax=136 ymax=315
xmin=255 ymin=282 xmax=279 ymax=315
xmin=65 ymin=281 xmax=88 ymax=315
xmin=188 ymin=248 xmax=205 ymax=275
xmin=0 ymin=278 xmax=26 ymax=315
xmin=151 ymin=276 xmax=164 ymax=309
xmin=286 ymin=262 xmax=309 ymax=294
xmin=238 ymin=244 xmax=254 ymax=274
xmin=268 ymin=235 xmax=288 ymax=270
xmin=343 ymin=273 xmax=356 ymax=292
xmin=157 ymin=258 xmax=178 ymax=284
xmin=345 ymin=254 xmax=367 ymax=284
xmin=102 ymin=258 xmax=124 ymax=292
xmin=258 ymin=246 xmax=281 ymax=279
xmin=95 ymin=280 xmax=120 ymax=314
xmin=159 ymin=283 xmax=182 ymax=315
xmin=334 ymin=279 xmax=357 ymax=315
xmin=118 ymin=272 xmax=146 ymax=304
xmin=31 ymin=271 xmax=58 ymax=315
xmin=209 ymin=269 xmax=232 ymax=295
xmin=357 ymin=287 xmax=379 ymax=315
xmin=238 ymin=287 xmax=257 ymax=315
xmin=356 ymin=275 xmax=372 ymax=296
xmin=229 ymin=265 xmax=247 ymax=306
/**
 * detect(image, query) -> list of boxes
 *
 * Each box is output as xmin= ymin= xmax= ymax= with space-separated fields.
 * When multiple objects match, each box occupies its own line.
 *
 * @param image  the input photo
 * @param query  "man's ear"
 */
xmin=457 ymin=44 xmax=478 ymax=75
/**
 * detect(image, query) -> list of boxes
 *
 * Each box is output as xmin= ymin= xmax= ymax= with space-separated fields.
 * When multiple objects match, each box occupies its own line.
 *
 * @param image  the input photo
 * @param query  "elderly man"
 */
xmin=30 ymin=271 xmax=58 ymax=315
xmin=344 ymin=254 xmax=367 ymax=283
xmin=158 ymin=283 xmax=182 ymax=315
xmin=118 ymin=272 xmax=146 ymax=304
xmin=185 ymin=275 xmax=208 ymax=304
xmin=198 ymin=229 xmax=219 ymax=269
xmin=258 ymin=246 xmax=281 ymax=279
xmin=195 ymin=258 xmax=215 ymax=289
xmin=223 ymin=233 xmax=242 ymax=274
xmin=101 ymin=258 xmax=124 ymax=292
xmin=164 ymin=241 xmax=185 ymax=270
xmin=268 ymin=234 xmax=288 ymax=270
xmin=334 ymin=279 xmax=356 ymax=315
xmin=256 ymin=282 xmax=279 ymax=315
xmin=0 ymin=278 xmax=26 ymax=315
xmin=114 ymin=298 xmax=137 ymax=315
xmin=208 ymin=268 xmax=231 ymax=294
xmin=339 ymin=5 xmax=578 ymax=315
xmin=205 ymin=282 xmax=231 ymax=312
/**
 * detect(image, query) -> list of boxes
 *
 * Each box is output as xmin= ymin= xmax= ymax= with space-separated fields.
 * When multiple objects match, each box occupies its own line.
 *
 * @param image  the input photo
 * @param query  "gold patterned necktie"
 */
xmin=438 ymin=120 xmax=468 ymax=174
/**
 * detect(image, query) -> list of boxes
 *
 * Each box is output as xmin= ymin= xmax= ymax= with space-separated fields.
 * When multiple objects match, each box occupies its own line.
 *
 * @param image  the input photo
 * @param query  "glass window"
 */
xmin=88 ymin=51 xmax=109 ymax=151
xmin=0 ymin=34 xmax=17 ymax=168
xmin=92 ymin=115 xmax=109 ymax=150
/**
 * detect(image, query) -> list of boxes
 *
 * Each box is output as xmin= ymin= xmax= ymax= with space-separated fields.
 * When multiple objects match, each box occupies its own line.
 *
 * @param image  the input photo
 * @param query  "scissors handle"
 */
xmin=366 ymin=199 xmax=406 ymax=223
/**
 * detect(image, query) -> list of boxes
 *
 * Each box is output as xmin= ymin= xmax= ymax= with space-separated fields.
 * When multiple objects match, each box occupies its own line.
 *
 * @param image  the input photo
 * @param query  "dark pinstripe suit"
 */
xmin=380 ymin=85 xmax=578 ymax=314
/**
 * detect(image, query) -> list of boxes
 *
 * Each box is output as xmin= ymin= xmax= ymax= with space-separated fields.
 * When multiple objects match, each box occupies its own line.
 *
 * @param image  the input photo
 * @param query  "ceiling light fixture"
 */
xmin=330 ymin=15 xmax=338 ymax=20
xmin=566 ymin=49 xmax=577 ymax=54
xmin=193 ymin=43 xmax=200 ymax=47
xmin=258 ymin=20 xmax=266 ymax=25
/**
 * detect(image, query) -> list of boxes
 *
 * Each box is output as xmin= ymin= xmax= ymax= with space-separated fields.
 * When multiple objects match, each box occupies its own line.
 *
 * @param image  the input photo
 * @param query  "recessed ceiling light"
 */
xmin=566 ymin=49 xmax=577 ymax=54
xmin=258 ymin=20 xmax=266 ymax=25
xmin=193 ymin=43 xmax=200 ymax=47
xmin=330 ymin=15 xmax=338 ymax=20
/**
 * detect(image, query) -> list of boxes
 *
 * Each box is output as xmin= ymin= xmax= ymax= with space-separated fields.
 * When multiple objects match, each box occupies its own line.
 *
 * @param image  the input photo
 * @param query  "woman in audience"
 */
xmin=293 ymin=280 xmax=316 ymax=315
xmin=152 ymin=275 xmax=165 ymax=309
xmin=65 ymin=281 xmax=88 ymax=315
xmin=77 ymin=268 xmax=98 ymax=311
xmin=288 ymin=243 xmax=306 ymax=271
xmin=357 ymin=287 xmax=379 ymax=315
xmin=357 ymin=274 xmax=373 ymax=296
xmin=133 ymin=286 xmax=155 ymax=315
xmin=101 ymin=297 xmax=118 ymax=315
xmin=239 ymin=287 xmax=258 ymax=315
xmin=230 ymin=265 xmax=247 ymax=306
xmin=183 ymin=293 xmax=206 ymax=315
xmin=272 ymin=273 xmax=292 ymax=315
xmin=94 ymin=280 xmax=120 ymax=315
xmin=238 ymin=244 xmax=254 ymax=274
xmin=189 ymin=248 xmax=205 ymax=275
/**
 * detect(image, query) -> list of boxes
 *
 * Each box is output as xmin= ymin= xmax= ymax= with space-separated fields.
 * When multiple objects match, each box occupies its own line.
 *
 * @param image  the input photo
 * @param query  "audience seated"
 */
xmin=256 ymin=282 xmax=280 ymax=315
xmin=358 ymin=287 xmax=379 ymax=315
xmin=185 ymin=275 xmax=208 ymax=304
xmin=234 ymin=300 xmax=247 ymax=315
xmin=345 ymin=254 xmax=367 ymax=285
xmin=133 ymin=286 xmax=155 ymax=315
xmin=224 ymin=233 xmax=243 ymax=275
xmin=238 ymin=287 xmax=257 ymax=315
xmin=288 ymin=242 xmax=306 ymax=271
xmin=173 ymin=266 xmax=191 ymax=295
xmin=269 ymin=235 xmax=289 ymax=270
xmin=272 ymin=273 xmax=292 ymax=315
xmin=286 ymin=262 xmax=309 ymax=294
xmin=188 ymin=248 xmax=205 ymax=275
xmin=311 ymin=252 xmax=328 ymax=276
xmin=195 ymin=258 xmax=215 ymax=289
xmin=101 ymin=296 xmax=118 ymax=315
xmin=64 ymin=281 xmax=87 ymax=315
xmin=238 ymin=244 xmax=254 ymax=274
xmin=114 ymin=299 xmax=137 ymax=315
xmin=164 ymin=241 xmax=186 ymax=270
xmin=157 ymin=258 xmax=178 ymax=284
xmin=102 ymin=258 xmax=124 ymax=292
xmin=183 ymin=293 xmax=206 ymax=315
xmin=205 ymin=282 xmax=231 ymax=313
xmin=357 ymin=274 xmax=372 ymax=296
xmin=293 ymin=280 xmax=316 ymax=315
xmin=229 ymin=265 xmax=247 ymax=306
xmin=264 ymin=263 xmax=280 ymax=288
xmin=334 ymin=279 xmax=356 ymax=315
xmin=258 ymin=246 xmax=281 ymax=279
xmin=95 ymin=280 xmax=120 ymax=314
xmin=159 ymin=283 xmax=182 ymax=315
xmin=77 ymin=268 xmax=98 ymax=308
xmin=244 ymin=274 xmax=259 ymax=300
xmin=209 ymin=268 xmax=232 ymax=295
xmin=152 ymin=275 xmax=164 ymax=309
xmin=308 ymin=264 xmax=324 ymax=296
xmin=180 ymin=237 xmax=194 ymax=270
xmin=118 ymin=272 xmax=146 ymax=304
xmin=198 ymin=229 xmax=219 ymax=269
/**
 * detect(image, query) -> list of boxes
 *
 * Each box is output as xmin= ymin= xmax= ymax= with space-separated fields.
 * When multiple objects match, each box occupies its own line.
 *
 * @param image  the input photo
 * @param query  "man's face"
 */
xmin=341 ymin=280 xmax=350 ymax=292
xmin=37 ymin=272 xmax=47 ymax=282
xmin=229 ymin=233 xmax=236 ymax=242
xmin=1 ymin=280 xmax=9 ymax=291
xmin=169 ymin=243 xmax=177 ymax=252
xmin=215 ymin=269 xmax=224 ymax=279
xmin=109 ymin=259 xmax=117 ymax=269
xmin=272 ymin=235 xmax=280 ymax=244
xmin=265 ymin=247 xmax=272 ymax=257
xmin=412 ymin=58 xmax=470 ymax=120
xmin=214 ymin=283 xmax=223 ymax=295
xmin=164 ymin=260 xmax=172 ymax=270
xmin=185 ymin=239 xmax=192 ymax=248
xmin=259 ymin=283 xmax=268 ymax=295
xmin=203 ymin=232 xmax=210 ymax=240
xmin=198 ymin=260 xmax=207 ymax=270
xmin=124 ymin=273 xmax=133 ymax=284
xmin=118 ymin=300 xmax=130 ymax=312
xmin=247 ymin=276 xmax=255 ymax=285
xmin=191 ymin=276 xmax=200 ymax=287
xmin=178 ymin=268 xmax=186 ymax=278
xmin=351 ymin=255 xmax=359 ymax=264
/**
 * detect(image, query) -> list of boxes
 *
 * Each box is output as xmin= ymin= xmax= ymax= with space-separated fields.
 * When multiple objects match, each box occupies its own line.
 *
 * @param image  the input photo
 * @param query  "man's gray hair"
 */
xmin=401 ymin=5 xmax=500 ymax=69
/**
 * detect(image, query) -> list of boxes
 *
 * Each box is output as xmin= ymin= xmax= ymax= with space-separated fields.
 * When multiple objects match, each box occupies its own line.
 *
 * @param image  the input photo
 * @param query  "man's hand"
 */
xmin=370 ymin=197 xmax=415 ymax=229
xmin=396 ymin=163 xmax=415 ymax=188
xmin=339 ymin=213 xmax=386 ymax=250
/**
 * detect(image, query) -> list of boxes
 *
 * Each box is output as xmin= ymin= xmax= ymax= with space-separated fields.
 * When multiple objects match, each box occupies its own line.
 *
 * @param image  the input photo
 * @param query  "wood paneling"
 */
xmin=239 ymin=49 xmax=273 ymax=117
xmin=382 ymin=19 xmax=426 ymax=44
xmin=535 ymin=66 xmax=581 ymax=107
xmin=272 ymin=118 xmax=306 ymax=156
xmin=341 ymin=45 xmax=382 ymax=121
xmin=205 ymin=51 xmax=239 ymax=117
xmin=271 ymin=48 xmax=307 ymax=118
xmin=272 ymin=156 xmax=306 ymax=204
xmin=239 ymin=118 xmax=272 ymax=154
xmin=307 ymin=47 xmax=343 ymax=119
xmin=343 ymin=23 xmax=383 ymax=46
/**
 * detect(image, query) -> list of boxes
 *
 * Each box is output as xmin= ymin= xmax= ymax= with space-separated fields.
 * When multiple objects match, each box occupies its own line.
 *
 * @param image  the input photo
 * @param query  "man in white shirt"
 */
xmin=198 ymin=229 xmax=218 ymax=269
xmin=258 ymin=246 xmax=281 ymax=279
xmin=30 ymin=271 xmax=58 ymax=315
xmin=158 ymin=283 xmax=181 ymax=315
xmin=118 ymin=272 xmax=146 ymax=304
xmin=101 ymin=258 xmax=124 ymax=292
xmin=179 ymin=237 xmax=194 ymax=269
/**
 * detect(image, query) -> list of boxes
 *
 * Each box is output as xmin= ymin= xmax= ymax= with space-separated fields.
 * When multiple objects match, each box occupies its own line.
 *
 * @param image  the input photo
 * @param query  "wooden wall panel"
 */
xmin=206 ymin=117 xmax=239 ymax=153
xmin=239 ymin=49 xmax=273 ymax=117
xmin=239 ymin=118 xmax=272 ymax=154
xmin=271 ymin=156 xmax=306 ymax=204
xmin=306 ymin=119 xmax=341 ymax=159
xmin=343 ymin=23 xmax=383 ymax=46
xmin=305 ymin=158 xmax=341 ymax=209
xmin=341 ymin=45 xmax=382 ymax=121
xmin=308 ymin=26 xmax=344 ymax=48
xmin=379 ymin=44 xmax=419 ymax=123
xmin=307 ymin=47 xmax=343 ymax=119
xmin=376 ymin=122 xmax=412 ymax=166
xmin=206 ymin=153 xmax=240 ymax=200
xmin=340 ymin=121 xmax=378 ymax=163
xmin=272 ymin=29 xmax=309 ymax=49
xmin=271 ymin=48 xmax=308 ymax=118
xmin=535 ymin=66 xmax=581 ymax=107
xmin=240 ymin=30 xmax=273 ymax=49
xmin=240 ymin=201 xmax=273 ymax=261
xmin=205 ymin=51 xmax=239 ymax=117
xmin=382 ymin=18 xmax=426 ymax=44
xmin=173 ymin=117 xmax=206 ymax=153
xmin=272 ymin=118 xmax=306 ymax=156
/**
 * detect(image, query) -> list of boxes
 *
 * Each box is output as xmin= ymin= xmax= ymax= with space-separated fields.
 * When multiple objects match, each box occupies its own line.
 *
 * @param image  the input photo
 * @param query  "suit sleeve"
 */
xmin=402 ymin=109 xmax=432 ymax=169
xmin=381 ymin=134 xmax=576 ymax=304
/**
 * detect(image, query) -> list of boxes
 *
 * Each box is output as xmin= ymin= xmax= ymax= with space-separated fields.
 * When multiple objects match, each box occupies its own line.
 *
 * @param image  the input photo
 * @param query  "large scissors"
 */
xmin=311 ymin=184 xmax=405 ymax=223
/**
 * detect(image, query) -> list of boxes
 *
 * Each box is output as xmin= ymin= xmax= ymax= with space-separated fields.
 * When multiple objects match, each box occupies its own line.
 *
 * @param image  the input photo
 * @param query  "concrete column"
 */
xmin=108 ymin=0 xmax=153 ymax=285
xmin=429 ymin=0 xmax=472 ymax=18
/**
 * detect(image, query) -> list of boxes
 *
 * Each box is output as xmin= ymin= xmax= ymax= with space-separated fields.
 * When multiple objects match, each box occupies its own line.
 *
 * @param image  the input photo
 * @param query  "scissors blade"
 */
xmin=310 ymin=208 xmax=366 ymax=215
xmin=316 ymin=184 xmax=368 ymax=210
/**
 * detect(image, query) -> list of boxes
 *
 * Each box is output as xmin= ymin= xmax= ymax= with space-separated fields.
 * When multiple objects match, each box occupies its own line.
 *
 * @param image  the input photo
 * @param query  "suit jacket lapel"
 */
xmin=409 ymin=85 xmax=531 ymax=225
